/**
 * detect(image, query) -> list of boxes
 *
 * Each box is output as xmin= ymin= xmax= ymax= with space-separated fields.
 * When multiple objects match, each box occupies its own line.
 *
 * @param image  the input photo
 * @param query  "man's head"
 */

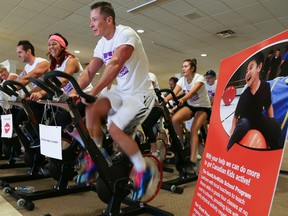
xmin=268 ymin=49 xmax=274 ymax=57
xmin=245 ymin=51 xmax=264 ymax=87
xmin=0 ymin=64 xmax=9 ymax=80
xmin=90 ymin=2 xmax=116 ymax=39
xmin=275 ymin=49 xmax=280 ymax=57
xmin=169 ymin=77 xmax=178 ymax=90
xmin=16 ymin=40 xmax=35 ymax=63
xmin=204 ymin=70 xmax=217 ymax=86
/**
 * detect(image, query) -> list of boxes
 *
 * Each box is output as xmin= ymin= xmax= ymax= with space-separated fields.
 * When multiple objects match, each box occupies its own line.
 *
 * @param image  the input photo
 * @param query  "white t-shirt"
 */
xmin=94 ymin=25 xmax=152 ymax=95
xmin=24 ymin=57 xmax=49 ymax=84
xmin=177 ymin=73 xmax=210 ymax=108
xmin=148 ymin=72 xmax=160 ymax=89
xmin=56 ymin=56 xmax=93 ymax=94
xmin=205 ymin=79 xmax=217 ymax=101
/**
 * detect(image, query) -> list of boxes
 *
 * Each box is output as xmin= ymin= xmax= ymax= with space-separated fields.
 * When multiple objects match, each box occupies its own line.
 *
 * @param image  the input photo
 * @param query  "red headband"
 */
xmin=48 ymin=35 xmax=66 ymax=48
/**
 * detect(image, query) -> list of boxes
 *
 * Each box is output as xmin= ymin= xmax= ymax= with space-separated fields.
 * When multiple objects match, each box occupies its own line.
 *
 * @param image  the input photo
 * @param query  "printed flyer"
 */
xmin=190 ymin=30 xmax=288 ymax=216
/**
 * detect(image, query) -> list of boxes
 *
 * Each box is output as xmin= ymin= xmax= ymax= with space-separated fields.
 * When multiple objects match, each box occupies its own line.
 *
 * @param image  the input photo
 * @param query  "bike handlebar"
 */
xmin=0 ymin=85 xmax=18 ymax=97
xmin=28 ymin=77 xmax=55 ymax=98
xmin=2 ymin=80 xmax=30 ymax=97
xmin=155 ymin=88 xmax=179 ymax=106
xmin=43 ymin=70 xmax=96 ymax=103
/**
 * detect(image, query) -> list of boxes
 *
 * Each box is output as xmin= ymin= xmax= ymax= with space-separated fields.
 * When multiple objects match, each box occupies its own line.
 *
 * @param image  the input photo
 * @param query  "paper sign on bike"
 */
xmin=1 ymin=114 xmax=13 ymax=138
xmin=39 ymin=124 xmax=62 ymax=160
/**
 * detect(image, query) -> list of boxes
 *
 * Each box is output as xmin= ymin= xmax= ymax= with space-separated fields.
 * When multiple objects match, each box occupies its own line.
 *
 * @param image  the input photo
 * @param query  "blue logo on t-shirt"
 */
xmin=103 ymin=50 xmax=129 ymax=77
xmin=183 ymin=89 xmax=199 ymax=101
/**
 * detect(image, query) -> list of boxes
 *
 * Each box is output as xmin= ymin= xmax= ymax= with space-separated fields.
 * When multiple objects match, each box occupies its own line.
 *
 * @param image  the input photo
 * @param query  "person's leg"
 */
xmin=109 ymin=122 xmax=143 ymax=161
xmin=227 ymin=118 xmax=250 ymax=151
xmin=171 ymin=106 xmax=191 ymax=143
xmin=190 ymin=111 xmax=207 ymax=163
xmin=85 ymin=98 xmax=111 ymax=146
xmin=107 ymin=92 xmax=155 ymax=200
xmin=75 ymin=98 xmax=111 ymax=184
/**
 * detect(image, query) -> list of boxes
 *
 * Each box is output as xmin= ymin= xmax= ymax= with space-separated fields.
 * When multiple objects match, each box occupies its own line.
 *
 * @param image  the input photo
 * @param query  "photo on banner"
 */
xmin=190 ymin=30 xmax=288 ymax=216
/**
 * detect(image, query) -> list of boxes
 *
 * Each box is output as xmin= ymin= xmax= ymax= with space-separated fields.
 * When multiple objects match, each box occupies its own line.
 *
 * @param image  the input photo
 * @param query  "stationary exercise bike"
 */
xmin=153 ymin=89 xmax=198 ymax=194
xmin=0 ymin=88 xmax=26 ymax=168
xmin=41 ymin=70 xmax=172 ymax=216
xmin=0 ymin=82 xmax=48 ymax=181
xmin=1 ymin=80 xmax=91 ymax=211
xmin=138 ymin=99 xmax=168 ymax=164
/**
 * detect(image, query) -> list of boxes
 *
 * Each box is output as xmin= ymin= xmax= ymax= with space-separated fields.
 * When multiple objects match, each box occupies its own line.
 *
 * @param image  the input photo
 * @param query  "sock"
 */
xmin=130 ymin=151 xmax=146 ymax=172
xmin=92 ymin=137 xmax=102 ymax=148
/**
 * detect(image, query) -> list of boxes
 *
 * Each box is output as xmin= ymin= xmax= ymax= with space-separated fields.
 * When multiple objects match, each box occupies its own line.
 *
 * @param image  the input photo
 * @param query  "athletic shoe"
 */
xmin=131 ymin=165 xmax=154 ymax=201
xmin=196 ymin=154 xmax=202 ymax=160
xmin=75 ymin=151 xmax=97 ymax=185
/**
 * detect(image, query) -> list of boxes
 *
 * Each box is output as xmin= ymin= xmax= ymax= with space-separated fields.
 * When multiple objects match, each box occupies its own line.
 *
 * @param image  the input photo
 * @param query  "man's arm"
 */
xmin=75 ymin=57 xmax=103 ymax=93
xmin=90 ymin=44 xmax=134 ymax=96
xmin=17 ymin=61 xmax=50 ymax=86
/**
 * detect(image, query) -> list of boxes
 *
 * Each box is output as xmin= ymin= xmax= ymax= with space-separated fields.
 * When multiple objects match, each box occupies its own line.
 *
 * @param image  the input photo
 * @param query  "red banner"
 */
xmin=190 ymin=30 xmax=288 ymax=216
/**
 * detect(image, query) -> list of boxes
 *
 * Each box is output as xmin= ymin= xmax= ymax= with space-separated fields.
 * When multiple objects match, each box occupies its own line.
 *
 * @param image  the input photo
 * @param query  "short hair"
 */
xmin=169 ymin=77 xmax=178 ymax=83
xmin=90 ymin=1 xmax=115 ymax=25
xmin=0 ymin=64 xmax=7 ymax=72
xmin=17 ymin=40 xmax=35 ymax=56
xmin=247 ymin=51 xmax=264 ymax=66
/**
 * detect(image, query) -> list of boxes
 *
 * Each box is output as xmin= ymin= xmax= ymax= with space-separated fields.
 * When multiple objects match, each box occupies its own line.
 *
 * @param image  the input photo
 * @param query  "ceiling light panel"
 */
xmin=127 ymin=0 xmax=157 ymax=13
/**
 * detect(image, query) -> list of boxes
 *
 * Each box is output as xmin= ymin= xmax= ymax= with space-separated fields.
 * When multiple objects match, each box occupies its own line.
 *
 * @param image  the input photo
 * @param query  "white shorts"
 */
xmin=101 ymin=87 xmax=155 ymax=135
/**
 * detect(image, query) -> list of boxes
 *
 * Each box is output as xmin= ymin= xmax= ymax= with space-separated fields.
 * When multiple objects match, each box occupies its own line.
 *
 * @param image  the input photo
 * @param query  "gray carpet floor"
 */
xmin=0 ymin=144 xmax=287 ymax=216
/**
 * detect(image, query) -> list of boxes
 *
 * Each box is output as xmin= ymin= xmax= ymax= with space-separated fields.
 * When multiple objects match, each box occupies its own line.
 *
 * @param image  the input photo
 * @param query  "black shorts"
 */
xmin=184 ymin=102 xmax=211 ymax=121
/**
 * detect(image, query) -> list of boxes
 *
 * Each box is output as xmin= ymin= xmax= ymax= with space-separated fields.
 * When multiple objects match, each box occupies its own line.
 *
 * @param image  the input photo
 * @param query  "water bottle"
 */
xmin=15 ymin=186 xmax=35 ymax=193
xmin=97 ymin=145 xmax=113 ymax=167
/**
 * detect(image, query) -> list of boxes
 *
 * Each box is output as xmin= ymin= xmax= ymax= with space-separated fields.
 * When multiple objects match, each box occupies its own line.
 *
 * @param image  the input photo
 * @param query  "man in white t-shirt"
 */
xmin=148 ymin=72 xmax=160 ymax=89
xmin=75 ymin=2 xmax=155 ymax=201
xmin=14 ymin=40 xmax=50 ymax=150
xmin=16 ymin=40 xmax=50 ymax=93
xmin=202 ymin=70 xmax=217 ymax=145
xmin=204 ymin=70 xmax=217 ymax=106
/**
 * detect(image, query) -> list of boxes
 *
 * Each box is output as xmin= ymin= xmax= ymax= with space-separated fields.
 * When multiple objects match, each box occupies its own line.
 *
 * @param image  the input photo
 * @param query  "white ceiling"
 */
xmin=0 ymin=0 xmax=287 ymax=87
